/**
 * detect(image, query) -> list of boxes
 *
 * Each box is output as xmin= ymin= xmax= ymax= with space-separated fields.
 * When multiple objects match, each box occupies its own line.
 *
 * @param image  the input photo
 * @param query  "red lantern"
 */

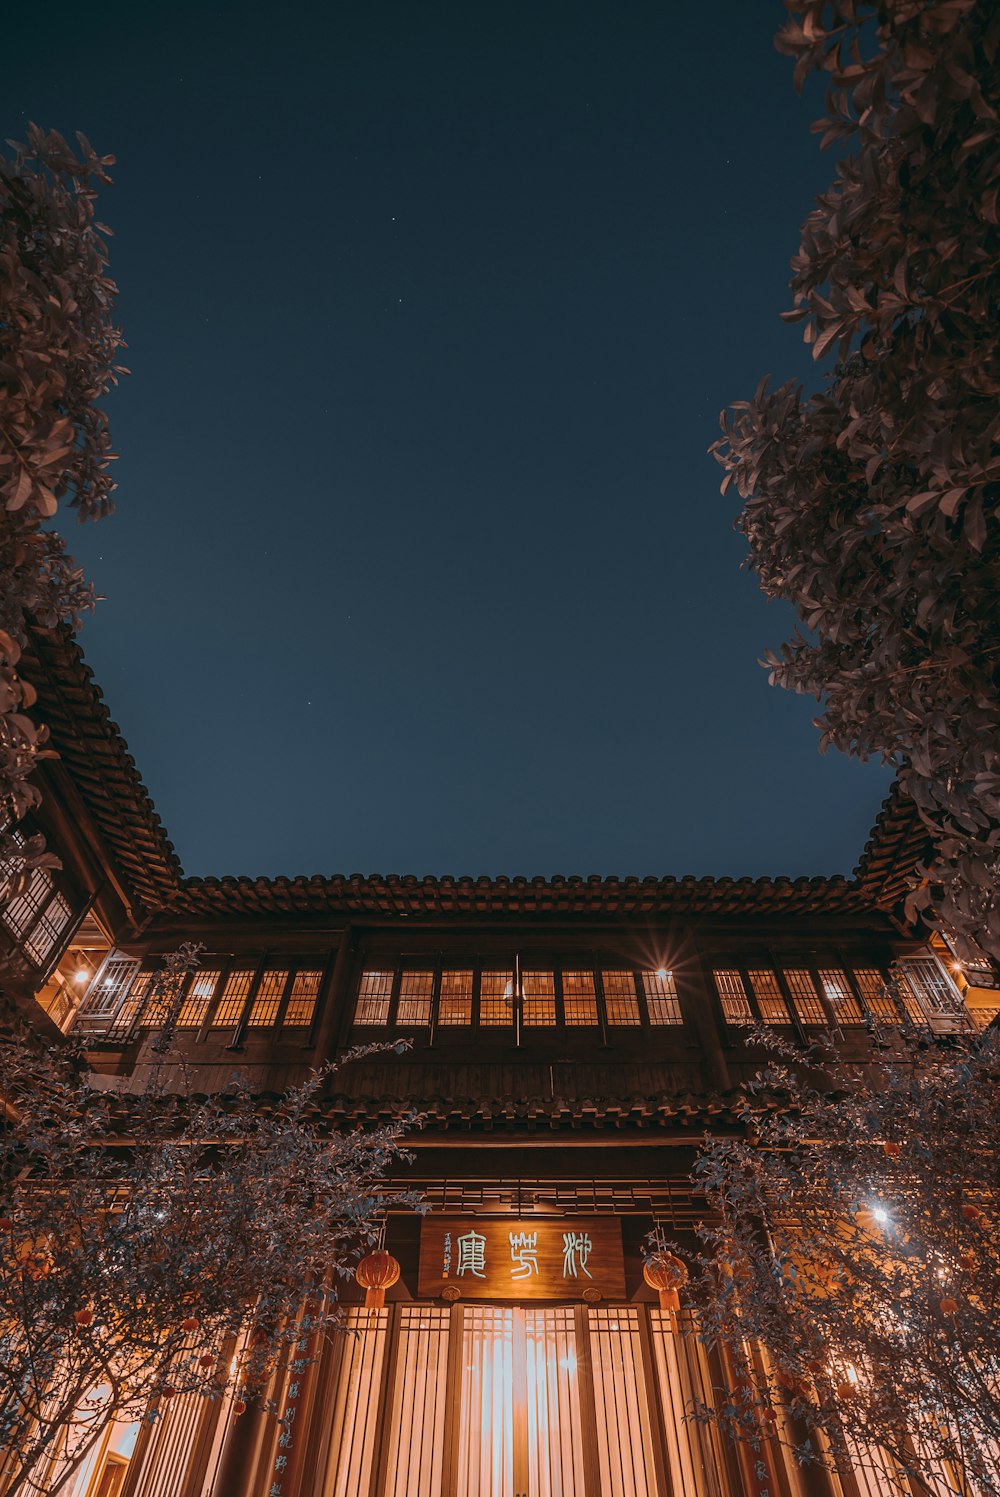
xmin=355 ymin=1249 xmax=401 ymax=1307
xmin=643 ymin=1251 xmax=688 ymax=1316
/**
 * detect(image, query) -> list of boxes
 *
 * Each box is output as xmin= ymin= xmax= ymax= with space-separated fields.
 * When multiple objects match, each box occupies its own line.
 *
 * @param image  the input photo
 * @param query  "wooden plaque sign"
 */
xmin=418 ymin=1216 xmax=625 ymax=1301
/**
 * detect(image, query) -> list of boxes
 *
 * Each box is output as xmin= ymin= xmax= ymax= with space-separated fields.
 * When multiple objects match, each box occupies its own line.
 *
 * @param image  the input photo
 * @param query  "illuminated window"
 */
xmin=78 ymin=955 xmax=141 ymax=1023
xmin=971 ymin=1007 xmax=1000 ymax=1031
xmin=819 ymin=968 xmax=864 ymax=1024
xmin=589 ymin=1308 xmax=659 ymax=1496
xmin=852 ymin=968 xmax=900 ymax=1024
xmin=323 ymin=1308 xmax=390 ymax=1497
xmin=896 ymin=957 xmax=964 ymax=1027
xmin=713 ymin=970 xmax=753 ymax=1025
xmin=177 ymin=969 xmax=222 ymax=1027
xmin=284 ymin=969 xmax=321 ymax=1026
xmin=438 ymin=970 xmax=473 ymax=1025
xmin=642 ymin=970 xmax=683 ymax=1025
xmin=602 ymin=970 xmax=641 ymax=1025
xmin=247 ymin=968 xmax=289 ymax=1027
xmin=479 ymin=970 xmax=514 ymax=1025
xmin=213 ymin=967 xmax=255 ymax=1027
xmin=4 ymin=867 xmax=52 ymax=941
xmin=382 ymin=1307 xmax=450 ymax=1497
xmin=747 ymin=969 xmax=788 ymax=1024
xmin=562 ymin=971 xmax=599 ymax=1025
xmin=355 ymin=970 xmax=393 ymax=1026
xmin=23 ymin=892 xmax=72 ymax=966
xmin=782 ymin=969 xmax=827 ymax=1025
xmin=522 ymin=971 xmax=556 ymax=1025
xmin=116 ymin=970 xmax=154 ymax=1030
xmin=397 ymin=971 xmax=434 ymax=1026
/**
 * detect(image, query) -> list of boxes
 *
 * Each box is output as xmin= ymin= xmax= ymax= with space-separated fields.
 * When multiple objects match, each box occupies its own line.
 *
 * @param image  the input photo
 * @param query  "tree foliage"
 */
xmin=0 ymin=124 xmax=124 ymax=862
xmin=711 ymin=1 xmax=1000 ymax=961
xmin=690 ymin=1024 xmax=1000 ymax=1496
xmin=0 ymin=991 xmax=416 ymax=1497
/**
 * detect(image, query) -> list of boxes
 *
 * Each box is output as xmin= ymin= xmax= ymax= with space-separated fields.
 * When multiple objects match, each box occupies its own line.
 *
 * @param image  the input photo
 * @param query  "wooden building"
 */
xmin=3 ymin=626 xmax=997 ymax=1497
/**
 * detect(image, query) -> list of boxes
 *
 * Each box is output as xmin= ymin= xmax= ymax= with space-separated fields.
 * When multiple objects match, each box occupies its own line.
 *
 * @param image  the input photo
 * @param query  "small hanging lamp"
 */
xmin=355 ymin=1249 xmax=401 ymax=1307
xmin=643 ymin=1250 xmax=688 ymax=1318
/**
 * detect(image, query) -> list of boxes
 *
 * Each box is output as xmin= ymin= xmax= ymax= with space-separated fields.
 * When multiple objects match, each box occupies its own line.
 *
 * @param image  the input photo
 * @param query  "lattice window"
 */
xmin=748 ymin=969 xmax=789 ymax=1024
xmin=382 ymin=1307 xmax=450 ymax=1497
xmin=397 ymin=970 xmax=434 ymax=1026
xmin=23 ymin=892 xmax=72 ymax=966
xmin=177 ymin=969 xmax=222 ymax=1028
xmin=4 ymin=866 xmax=52 ymax=941
xmin=642 ymin=970 xmax=683 ymax=1025
xmin=562 ymin=971 xmax=599 ymax=1025
xmin=896 ymin=957 xmax=964 ymax=1026
xmin=354 ymin=970 xmax=394 ymax=1026
xmin=213 ymin=967 xmax=255 ymax=1027
xmin=246 ymin=968 xmax=289 ymax=1027
xmin=589 ymin=1308 xmax=660 ymax=1497
xmin=602 ymin=970 xmax=641 ymax=1025
xmin=650 ymin=1308 xmax=730 ymax=1495
xmin=79 ymin=955 xmax=141 ymax=1021
xmin=438 ymin=969 xmax=473 ymax=1025
xmin=522 ymin=971 xmax=556 ymax=1025
xmin=713 ymin=969 xmax=753 ymax=1024
xmin=819 ymin=968 xmax=864 ymax=1024
xmin=323 ymin=1308 xmax=389 ymax=1497
xmin=782 ymin=969 xmax=827 ymax=1025
xmin=970 ymin=1007 xmax=1000 ymax=1031
xmin=116 ymin=970 xmax=154 ymax=1030
xmin=284 ymin=969 xmax=321 ymax=1026
xmin=853 ymin=968 xmax=900 ymax=1024
xmin=479 ymin=970 xmax=514 ymax=1025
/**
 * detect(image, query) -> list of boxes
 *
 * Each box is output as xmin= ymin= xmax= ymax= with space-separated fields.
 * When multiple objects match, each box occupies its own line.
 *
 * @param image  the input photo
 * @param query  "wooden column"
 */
xmin=312 ymin=925 xmax=357 ymax=1064
xmin=212 ymin=1390 xmax=270 ymax=1496
xmin=262 ymin=1293 xmax=329 ymax=1497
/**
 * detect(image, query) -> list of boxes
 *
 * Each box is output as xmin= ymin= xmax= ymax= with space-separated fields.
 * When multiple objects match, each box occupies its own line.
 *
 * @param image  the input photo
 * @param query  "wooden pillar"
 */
xmin=212 ymin=1390 xmax=270 ymax=1496
xmin=718 ymin=1340 xmax=793 ymax=1497
xmin=312 ymin=925 xmax=357 ymax=1064
xmin=262 ymin=1293 xmax=329 ymax=1497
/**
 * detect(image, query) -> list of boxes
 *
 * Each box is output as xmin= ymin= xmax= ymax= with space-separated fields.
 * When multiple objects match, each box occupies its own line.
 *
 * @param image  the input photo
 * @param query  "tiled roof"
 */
xmin=164 ymin=869 xmax=865 ymax=920
xmin=853 ymin=781 xmax=931 ymax=910
xmin=21 ymin=626 xmax=182 ymax=914
xmin=23 ymin=627 xmax=926 ymax=925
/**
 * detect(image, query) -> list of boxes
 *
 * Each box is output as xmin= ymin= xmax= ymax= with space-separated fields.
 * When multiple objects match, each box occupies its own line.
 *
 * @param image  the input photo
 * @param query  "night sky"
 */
xmin=7 ymin=1 xmax=893 ymax=880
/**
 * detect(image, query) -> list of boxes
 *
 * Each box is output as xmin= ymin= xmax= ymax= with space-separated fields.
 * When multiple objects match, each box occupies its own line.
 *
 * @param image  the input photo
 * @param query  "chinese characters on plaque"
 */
xmin=417 ymin=1217 xmax=625 ymax=1300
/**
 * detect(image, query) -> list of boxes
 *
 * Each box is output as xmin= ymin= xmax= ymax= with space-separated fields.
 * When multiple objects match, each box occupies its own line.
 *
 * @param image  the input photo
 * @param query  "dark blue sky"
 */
xmin=8 ymin=1 xmax=893 ymax=880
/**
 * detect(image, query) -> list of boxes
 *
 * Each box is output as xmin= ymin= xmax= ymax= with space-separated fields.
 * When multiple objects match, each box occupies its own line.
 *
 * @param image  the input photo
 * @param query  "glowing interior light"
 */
xmin=872 ymin=1206 xmax=890 ymax=1226
xmin=559 ymin=1350 xmax=578 ymax=1375
xmin=74 ymin=968 xmax=89 ymax=984
xmin=656 ymin=968 xmax=669 ymax=980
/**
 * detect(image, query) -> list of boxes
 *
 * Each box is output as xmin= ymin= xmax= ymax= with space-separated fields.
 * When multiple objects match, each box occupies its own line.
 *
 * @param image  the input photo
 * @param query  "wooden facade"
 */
xmin=3 ymin=624 xmax=997 ymax=1497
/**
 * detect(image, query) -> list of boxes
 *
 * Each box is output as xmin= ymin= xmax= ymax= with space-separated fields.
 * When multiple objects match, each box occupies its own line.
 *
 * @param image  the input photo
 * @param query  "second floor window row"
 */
xmin=712 ymin=958 xmax=967 ymax=1032
xmin=79 ymin=957 xmax=324 ymax=1035
xmin=353 ymin=966 xmax=684 ymax=1029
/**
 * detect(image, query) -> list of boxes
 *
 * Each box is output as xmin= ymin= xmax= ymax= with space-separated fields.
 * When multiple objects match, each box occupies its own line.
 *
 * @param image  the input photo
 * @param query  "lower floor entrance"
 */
xmin=323 ymin=1303 xmax=729 ymax=1497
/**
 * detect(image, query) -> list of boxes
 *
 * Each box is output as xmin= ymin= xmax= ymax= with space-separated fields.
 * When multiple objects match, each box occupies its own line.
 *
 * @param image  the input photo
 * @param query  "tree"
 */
xmin=0 ymin=992 xmax=416 ymax=1497
xmin=689 ymin=1021 xmax=1000 ymax=1496
xmin=0 ymin=124 xmax=124 ymax=874
xmin=711 ymin=1 xmax=1000 ymax=963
